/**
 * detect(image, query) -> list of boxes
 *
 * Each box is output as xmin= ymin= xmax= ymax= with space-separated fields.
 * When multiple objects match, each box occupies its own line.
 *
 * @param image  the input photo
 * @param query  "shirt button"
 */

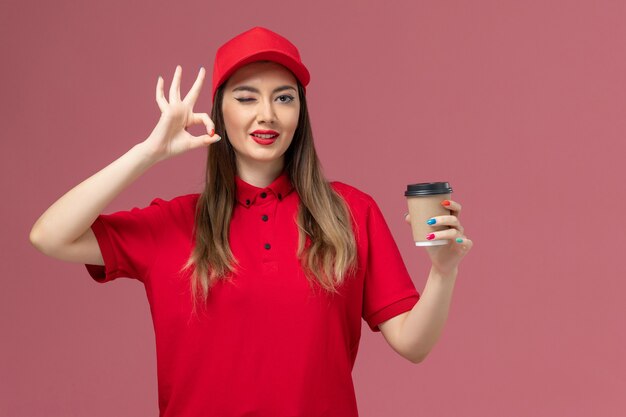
xmin=261 ymin=214 xmax=269 ymax=221
xmin=264 ymin=243 xmax=271 ymax=250
xmin=260 ymin=192 xmax=267 ymax=198
xmin=246 ymin=199 xmax=251 ymax=205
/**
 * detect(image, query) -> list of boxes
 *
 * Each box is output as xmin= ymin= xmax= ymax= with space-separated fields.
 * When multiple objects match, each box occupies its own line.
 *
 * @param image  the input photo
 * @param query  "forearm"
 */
xmin=400 ymin=266 xmax=458 ymax=363
xmin=30 ymin=141 xmax=158 ymax=249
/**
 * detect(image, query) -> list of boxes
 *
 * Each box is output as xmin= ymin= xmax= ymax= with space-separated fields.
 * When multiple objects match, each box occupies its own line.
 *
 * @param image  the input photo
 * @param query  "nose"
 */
xmin=256 ymin=96 xmax=277 ymax=124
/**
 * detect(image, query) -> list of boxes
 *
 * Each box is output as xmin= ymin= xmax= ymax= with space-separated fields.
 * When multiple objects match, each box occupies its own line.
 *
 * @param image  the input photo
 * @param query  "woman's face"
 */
xmin=222 ymin=61 xmax=300 ymax=173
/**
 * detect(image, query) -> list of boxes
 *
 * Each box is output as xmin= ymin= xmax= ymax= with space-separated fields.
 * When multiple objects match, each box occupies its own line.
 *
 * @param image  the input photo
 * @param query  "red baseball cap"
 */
xmin=211 ymin=26 xmax=311 ymax=103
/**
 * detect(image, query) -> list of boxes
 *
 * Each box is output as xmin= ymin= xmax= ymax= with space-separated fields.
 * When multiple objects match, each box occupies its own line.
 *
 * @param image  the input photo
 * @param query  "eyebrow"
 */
xmin=231 ymin=85 xmax=297 ymax=94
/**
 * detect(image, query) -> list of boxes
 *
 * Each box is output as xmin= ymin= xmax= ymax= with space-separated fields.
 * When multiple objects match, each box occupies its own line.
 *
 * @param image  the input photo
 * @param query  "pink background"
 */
xmin=2 ymin=0 xmax=625 ymax=416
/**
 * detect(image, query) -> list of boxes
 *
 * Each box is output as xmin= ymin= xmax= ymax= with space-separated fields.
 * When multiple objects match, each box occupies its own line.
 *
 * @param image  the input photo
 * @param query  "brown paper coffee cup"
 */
xmin=405 ymin=182 xmax=453 ymax=246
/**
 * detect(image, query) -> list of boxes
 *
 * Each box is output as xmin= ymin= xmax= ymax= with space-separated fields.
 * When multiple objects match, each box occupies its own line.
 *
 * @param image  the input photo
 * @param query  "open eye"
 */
xmin=277 ymin=95 xmax=295 ymax=103
xmin=235 ymin=95 xmax=295 ymax=104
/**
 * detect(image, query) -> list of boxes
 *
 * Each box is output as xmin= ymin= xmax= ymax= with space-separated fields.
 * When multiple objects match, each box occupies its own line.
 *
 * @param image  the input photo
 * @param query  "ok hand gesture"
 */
xmin=143 ymin=65 xmax=222 ymax=163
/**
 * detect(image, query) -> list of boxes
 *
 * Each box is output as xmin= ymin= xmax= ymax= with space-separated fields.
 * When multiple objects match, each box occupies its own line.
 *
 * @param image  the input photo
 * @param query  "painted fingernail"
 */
xmin=426 ymin=233 xmax=435 ymax=240
xmin=210 ymin=128 xmax=215 ymax=136
xmin=426 ymin=218 xmax=436 ymax=225
xmin=442 ymin=200 xmax=451 ymax=206
xmin=456 ymin=237 xmax=463 ymax=243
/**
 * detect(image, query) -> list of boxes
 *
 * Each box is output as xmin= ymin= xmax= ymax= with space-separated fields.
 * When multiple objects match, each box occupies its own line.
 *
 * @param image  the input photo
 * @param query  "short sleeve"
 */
xmin=84 ymin=197 xmax=165 ymax=284
xmin=362 ymin=197 xmax=420 ymax=332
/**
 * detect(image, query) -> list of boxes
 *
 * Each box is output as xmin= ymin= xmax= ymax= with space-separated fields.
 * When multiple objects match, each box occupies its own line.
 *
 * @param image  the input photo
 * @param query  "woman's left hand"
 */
xmin=404 ymin=199 xmax=473 ymax=276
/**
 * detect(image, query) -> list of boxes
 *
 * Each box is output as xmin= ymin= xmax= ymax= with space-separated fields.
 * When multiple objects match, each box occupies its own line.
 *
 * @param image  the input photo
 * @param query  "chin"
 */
xmin=239 ymin=151 xmax=284 ymax=164
xmin=256 ymin=156 xmax=284 ymax=164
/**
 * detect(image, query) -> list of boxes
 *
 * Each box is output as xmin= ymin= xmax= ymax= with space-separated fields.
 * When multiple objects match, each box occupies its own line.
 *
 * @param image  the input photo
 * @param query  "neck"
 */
xmin=236 ymin=158 xmax=285 ymax=188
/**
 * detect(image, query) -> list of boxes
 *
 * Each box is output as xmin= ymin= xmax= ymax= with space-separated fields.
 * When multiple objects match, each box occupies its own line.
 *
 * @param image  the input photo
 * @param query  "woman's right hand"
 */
xmin=142 ymin=65 xmax=222 ymax=163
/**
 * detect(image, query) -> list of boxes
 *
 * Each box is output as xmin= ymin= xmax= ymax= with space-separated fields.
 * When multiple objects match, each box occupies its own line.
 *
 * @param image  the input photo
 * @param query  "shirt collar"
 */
xmin=234 ymin=169 xmax=295 ymax=207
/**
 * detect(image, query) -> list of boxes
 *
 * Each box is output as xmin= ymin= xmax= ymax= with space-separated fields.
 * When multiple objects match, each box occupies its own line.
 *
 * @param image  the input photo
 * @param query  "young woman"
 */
xmin=30 ymin=26 xmax=472 ymax=417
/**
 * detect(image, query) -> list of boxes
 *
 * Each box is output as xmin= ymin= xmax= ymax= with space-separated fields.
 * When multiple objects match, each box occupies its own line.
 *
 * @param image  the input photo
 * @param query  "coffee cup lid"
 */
xmin=405 ymin=182 xmax=453 ymax=196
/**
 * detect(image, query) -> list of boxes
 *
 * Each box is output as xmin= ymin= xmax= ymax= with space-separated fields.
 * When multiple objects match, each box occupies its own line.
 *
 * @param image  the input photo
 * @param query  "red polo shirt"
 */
xmin=85 ymin=170 xmax=420 ymax=417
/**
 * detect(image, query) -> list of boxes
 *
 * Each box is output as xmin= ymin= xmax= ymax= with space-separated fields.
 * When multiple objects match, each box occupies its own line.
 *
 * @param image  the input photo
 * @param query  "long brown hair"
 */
xmin=179 ymin=71 xmax=358 ymax=315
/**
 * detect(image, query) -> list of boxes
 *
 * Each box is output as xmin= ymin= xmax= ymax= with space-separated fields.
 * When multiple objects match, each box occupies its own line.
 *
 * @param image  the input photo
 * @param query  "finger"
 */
xmin=193 ymin=132 xmax=223 ymax=147
xmin=455 ymin=236 xmax=473 ymax=248
xmin=426 ymin=215 xmax=464 ymax=232
xmin=169 ymin=65 xmax=182 ymax=102
xmin=404 ymin=212 xmax=411 ymax=223
xmin=156 ymin=75 xmax=168 ymax=111
xmin=428 ymin=215 xmax=461 ymax=228
xmin=183 ymin=67 xmax=206 ymax=106
xmin=189 ymin=113 xmax=217 ymax=137
xmin=426 ymin=227 xmax=463 ymax=241
xmin=442 ymin=199 xmax=462 ymax=215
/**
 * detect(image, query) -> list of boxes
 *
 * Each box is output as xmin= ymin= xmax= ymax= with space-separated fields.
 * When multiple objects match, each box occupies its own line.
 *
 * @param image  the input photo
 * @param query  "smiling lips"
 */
xmin=250 ymin=132 xmax=279 ymax=145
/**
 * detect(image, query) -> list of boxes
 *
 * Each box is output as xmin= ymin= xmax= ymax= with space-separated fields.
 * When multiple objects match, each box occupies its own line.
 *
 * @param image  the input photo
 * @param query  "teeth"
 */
xmin=252 ymin=133 xmax=277 ymax=139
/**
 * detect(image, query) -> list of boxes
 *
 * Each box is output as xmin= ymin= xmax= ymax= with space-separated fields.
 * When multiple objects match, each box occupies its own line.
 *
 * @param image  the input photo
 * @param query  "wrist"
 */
xmin=134 ymin=141 xmax=164 ymax=166
xmin=429 ymin=265 xmax=459 ymax=281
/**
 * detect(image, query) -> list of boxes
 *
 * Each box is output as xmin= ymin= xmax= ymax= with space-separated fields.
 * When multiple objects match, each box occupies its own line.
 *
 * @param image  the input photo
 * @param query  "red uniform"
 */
xmin=85 ymin=170 xmax=420 ymax=417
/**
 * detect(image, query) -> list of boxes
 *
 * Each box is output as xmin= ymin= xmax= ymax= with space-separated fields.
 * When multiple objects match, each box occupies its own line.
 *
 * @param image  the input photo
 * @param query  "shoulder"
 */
xmin=329 ymin=180 xmax=376 ymax=210
xmin=145 ymin=193 xmax=200 ymax=224
xmin=148 ymin=193 xmax=200 ymax=209
xmin=329 ymin=181 xmax=390 ymax=241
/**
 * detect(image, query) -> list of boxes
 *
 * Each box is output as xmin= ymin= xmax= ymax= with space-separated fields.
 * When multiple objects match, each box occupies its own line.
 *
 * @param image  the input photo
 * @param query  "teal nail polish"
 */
xmin=456 ymin=238 xmax=463 ymax=243
xmin=426 ymin=218 xmax=436 ymax=225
